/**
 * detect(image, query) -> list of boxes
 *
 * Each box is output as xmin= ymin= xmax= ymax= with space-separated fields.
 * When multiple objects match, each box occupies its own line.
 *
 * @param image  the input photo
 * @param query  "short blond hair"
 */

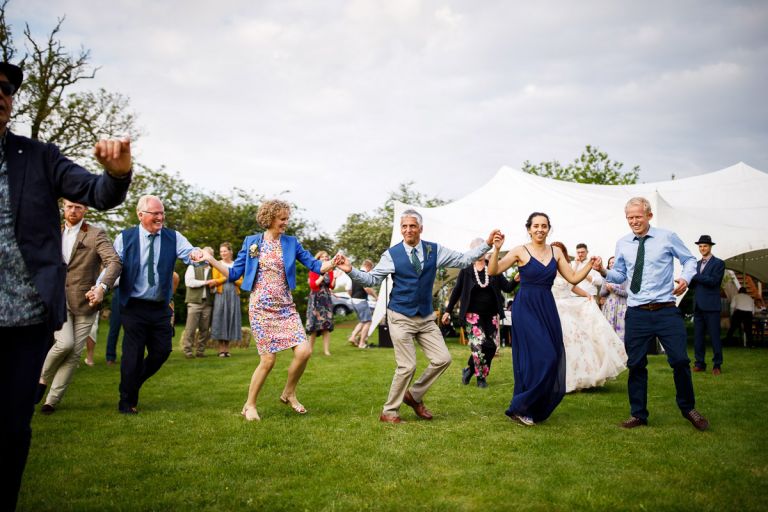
xmin=625 ymin=197 xmax=652 ymax=215
xmin=315 ymin=250 xmax=329 ymax=259
xmin=257 ymin=199 xmax=291 ymax=229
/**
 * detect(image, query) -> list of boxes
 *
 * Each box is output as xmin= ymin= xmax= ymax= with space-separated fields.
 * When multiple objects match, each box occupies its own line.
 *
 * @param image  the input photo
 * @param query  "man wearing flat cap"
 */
xmin=0 ymin=62 xmax=133 ymax=510
xmin=689 ymin=235 xmax=725 ymax=375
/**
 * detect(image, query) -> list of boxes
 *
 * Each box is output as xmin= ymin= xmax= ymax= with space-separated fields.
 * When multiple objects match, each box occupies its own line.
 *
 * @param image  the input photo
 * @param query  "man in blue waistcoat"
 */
xmin=0 ymin=61 xmax=133 ymax=510
xmin=337 ymin=209 xmax=499 ymax=423
xmin=112 ymin=195 xmax=203 ymax=414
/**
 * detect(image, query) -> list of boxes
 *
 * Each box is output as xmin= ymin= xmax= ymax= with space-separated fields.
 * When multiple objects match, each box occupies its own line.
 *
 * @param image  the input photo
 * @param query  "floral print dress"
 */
xmin=249 ymin=239 xmax=307 ymax=354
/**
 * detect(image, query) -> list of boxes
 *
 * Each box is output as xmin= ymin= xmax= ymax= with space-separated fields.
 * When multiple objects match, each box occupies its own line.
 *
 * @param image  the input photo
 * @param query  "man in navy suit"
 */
xmin=0 ymin=62 xmax=132 ymax=510
xmin=689 ymin=235 xmax=725 ymax=375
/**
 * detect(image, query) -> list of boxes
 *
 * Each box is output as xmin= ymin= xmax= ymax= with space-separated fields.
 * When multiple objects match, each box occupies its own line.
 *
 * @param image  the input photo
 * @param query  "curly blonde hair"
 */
xmin=257 ymin=199 xmax=291 ymax=229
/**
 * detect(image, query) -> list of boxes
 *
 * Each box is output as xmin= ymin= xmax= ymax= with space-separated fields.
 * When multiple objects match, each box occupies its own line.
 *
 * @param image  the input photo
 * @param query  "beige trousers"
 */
xmin=181 ymin=302 xmax=212 ymax=355
xmin=41 ymin=310 xmax=98 ymax=406
xmin=382 ymin=310 xmax=452 ymax=416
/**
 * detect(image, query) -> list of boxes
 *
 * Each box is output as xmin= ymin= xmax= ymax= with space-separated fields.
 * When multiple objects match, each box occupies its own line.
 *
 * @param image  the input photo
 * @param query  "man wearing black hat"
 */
xmin=0 ymin=62 xmax=133 ymax=510
xmin=689 ymin=235 xmax=725 ymax=375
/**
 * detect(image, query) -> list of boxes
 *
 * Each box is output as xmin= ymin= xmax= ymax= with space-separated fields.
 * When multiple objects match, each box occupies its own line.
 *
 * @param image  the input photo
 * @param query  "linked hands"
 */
xmin=486 ymin=229 xmax=502 ymax=247
xmin=85 ymin=285 xmax=105 ymax=308
xmin=673 ymin=278 xmax=688 ymax=296
xmin=441 ymin=312 xmax=451 ymax=325
xmin=94 ymin=137 xmax=132 ymax=177
xmin=492 ymin=232 xmax=505 ymax=251
xmin=189 ymin=249 xmax=205 ymax=263
xmin=333 ymin=253 xmax=352 ymax=273
xmin=591 ymin=256 xmax=604 ymax=274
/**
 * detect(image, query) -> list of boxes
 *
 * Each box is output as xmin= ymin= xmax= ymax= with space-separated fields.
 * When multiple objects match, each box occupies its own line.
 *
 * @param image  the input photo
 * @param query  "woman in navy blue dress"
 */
xmin=488 ymin=213 xmax=596 ymax=425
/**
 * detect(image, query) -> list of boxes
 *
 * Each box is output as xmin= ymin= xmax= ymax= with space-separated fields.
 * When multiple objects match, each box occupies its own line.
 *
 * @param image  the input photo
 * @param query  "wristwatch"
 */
xmin=99 ymin=283 xmax=109 ymax=292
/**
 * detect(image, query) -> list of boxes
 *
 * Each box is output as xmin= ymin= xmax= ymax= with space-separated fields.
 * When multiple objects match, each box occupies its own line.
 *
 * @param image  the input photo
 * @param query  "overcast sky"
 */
xmin=10 ymin=0 xmax=768 ymax=234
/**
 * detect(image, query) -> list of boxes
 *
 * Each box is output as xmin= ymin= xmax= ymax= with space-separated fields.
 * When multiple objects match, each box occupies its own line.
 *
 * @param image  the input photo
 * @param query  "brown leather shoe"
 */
xmin=620 ymin=416 xmax=647 ymax=429
xmin=684 ymin=409 xmax=709 ymax=431
xmin=41 ymin=404 xmax=55 ymax=415
xmin=712 ymin=368 xmax=721 ymax=376
xmin=692 ymin=366 xmax=704 ymax=373
xmin=403 ymin=390 xmax=433 ymax=420
xmin=379 ymin=414 xmax=404 ymax=424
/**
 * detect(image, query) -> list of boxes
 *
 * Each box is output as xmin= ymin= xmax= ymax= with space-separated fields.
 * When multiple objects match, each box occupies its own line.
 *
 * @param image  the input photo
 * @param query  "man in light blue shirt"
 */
xmin=112 ymin=195 xmax=203 ymax=414
xmin=336 ymin=209 xmax=499 ymax=423
xmin=596 ymin=197 xmax=709 ymax=431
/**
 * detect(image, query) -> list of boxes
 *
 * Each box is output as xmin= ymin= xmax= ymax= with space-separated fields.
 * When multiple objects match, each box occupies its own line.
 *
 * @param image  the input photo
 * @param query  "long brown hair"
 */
xmin=551 ymin=241 xmax=569 ymax=261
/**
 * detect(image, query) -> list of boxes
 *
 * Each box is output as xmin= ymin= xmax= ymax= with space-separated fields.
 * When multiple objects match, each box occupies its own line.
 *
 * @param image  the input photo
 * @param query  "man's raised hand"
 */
xmin=94 ymin=137 xmax=132 ymax=177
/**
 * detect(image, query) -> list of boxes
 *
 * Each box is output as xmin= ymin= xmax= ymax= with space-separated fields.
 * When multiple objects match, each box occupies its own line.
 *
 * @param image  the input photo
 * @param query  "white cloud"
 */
xmin=9 ymin=0 xmax=768 ymax=235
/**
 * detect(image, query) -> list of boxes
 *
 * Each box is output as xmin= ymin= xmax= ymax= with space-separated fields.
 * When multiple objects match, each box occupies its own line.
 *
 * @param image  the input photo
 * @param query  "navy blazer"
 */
xmin=690 ymin=256 xmax=725 ymax=312
xmin=229 ymin=233 xmax=322 ymax=291
xmin=6 ymin=131 xmax=131 ymax=330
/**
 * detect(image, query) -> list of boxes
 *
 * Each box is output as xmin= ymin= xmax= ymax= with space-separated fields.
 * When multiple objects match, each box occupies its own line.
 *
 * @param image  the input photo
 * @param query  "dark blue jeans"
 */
xmin=106 ymin=288 xmax=122 ymax=362
xmin=625 ymin=306 xmax=695 ymax=421
xmin=693 ymin=308 xmax=722 ymax=369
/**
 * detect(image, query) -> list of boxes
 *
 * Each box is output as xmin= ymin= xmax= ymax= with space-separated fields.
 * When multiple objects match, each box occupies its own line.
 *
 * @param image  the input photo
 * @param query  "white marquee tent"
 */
xmin=369 ymin=162 xmax=768 ymax=332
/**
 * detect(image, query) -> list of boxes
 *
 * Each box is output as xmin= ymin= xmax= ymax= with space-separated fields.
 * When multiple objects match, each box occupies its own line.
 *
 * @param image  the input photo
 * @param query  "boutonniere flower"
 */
xmin=249 ymin=243 xmax=259 ymax=258
xmin=425 ymin=245 xmax=433 ymax=260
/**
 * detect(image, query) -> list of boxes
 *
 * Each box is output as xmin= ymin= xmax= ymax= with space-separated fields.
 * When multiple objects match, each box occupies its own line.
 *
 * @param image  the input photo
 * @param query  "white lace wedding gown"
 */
xmin=552 ymin=275 xmax=627 ymax=392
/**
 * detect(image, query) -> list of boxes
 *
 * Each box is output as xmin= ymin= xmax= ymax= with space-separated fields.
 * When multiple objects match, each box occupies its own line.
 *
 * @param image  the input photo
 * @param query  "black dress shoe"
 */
xmin=620 ymin=416 xmax=648 ymax=429
xmin=40 ymin=404 xmax=55 ymax=415
xmin=34 ymin=383 xmax=47 ymax=404
xmin=119 ymin=406 xmax=139 ymax=415
xmin=461 ymin=367 xmax=472 ymax=385
xmin=477 ymin=377 xmax=488 ymax=388
xmin=683 ymin=409 xmax=709 ymax=431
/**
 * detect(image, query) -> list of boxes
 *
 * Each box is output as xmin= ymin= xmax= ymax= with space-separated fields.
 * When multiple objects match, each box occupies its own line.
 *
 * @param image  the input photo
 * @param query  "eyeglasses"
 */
xmin=0 ymin=81 xmax=16 ymax=97
xmin=141 ymin=210 xmax=165 ymax=218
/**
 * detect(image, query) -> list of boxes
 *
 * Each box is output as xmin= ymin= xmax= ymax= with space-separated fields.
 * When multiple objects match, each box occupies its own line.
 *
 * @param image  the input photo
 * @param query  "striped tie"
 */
xmin=411 ymin=248 xmax=422 ymax=274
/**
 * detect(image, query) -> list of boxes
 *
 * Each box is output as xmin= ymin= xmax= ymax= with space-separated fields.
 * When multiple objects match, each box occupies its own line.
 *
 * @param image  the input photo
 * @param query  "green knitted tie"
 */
xmin=147 ymin=234 xmax=158 ymax=286
xmin=411 ymin=248 xmax=422 ymax=274
xmin=629 ymin=236 xmax=646 ymax=294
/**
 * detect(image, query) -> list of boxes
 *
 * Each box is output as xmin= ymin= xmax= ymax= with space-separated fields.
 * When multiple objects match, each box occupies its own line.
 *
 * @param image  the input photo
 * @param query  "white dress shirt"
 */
xmin=731 ymin=293 xmax=755 ymax=313
xmin=61 ymin=219 xmax=84 ymax=264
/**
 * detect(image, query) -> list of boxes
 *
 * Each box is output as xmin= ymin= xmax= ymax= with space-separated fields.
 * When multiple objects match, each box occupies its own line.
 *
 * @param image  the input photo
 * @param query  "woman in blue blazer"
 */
xmin=205 ymin=199 xmax=336 ymax=420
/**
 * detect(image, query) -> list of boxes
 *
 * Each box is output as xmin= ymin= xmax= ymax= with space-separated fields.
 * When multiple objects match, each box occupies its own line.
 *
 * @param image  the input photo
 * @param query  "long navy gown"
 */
xmin=506 ymin=246 xmax=566 ymax=423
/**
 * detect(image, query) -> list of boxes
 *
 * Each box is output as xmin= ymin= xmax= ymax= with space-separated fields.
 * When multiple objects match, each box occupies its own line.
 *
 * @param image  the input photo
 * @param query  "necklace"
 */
xmin=527 ymin=244 xmax=549 ymax=264
xmin=473 ymin=264 xmax=490 ymax=288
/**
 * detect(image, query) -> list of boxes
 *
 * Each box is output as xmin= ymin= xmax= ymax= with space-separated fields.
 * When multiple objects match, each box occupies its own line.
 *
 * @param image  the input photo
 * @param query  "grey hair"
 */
xmin=400 ymin=209 xmax=423 ymax=226
xmin=136 ymin=195 xmax=163 ymax=214
xmin=469 ymin=237 xmax=485 ymax=249
xmin=625 ymin=197 xmax=652 ymax=215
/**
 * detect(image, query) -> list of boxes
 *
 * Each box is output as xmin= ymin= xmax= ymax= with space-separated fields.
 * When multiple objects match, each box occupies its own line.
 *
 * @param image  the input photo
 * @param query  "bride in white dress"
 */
xmin=551 ymin=242 xmax=627 ymax=392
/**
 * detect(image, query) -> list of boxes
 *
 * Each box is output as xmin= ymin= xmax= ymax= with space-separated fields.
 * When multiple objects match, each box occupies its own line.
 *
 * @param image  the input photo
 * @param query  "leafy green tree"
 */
xmin=336 ymin=182 xmax=449 ymax=262
xmin=1 ymin=0 xmax=140 ymax=164
xmin=522 ymin=145 xmax=640 ymax=185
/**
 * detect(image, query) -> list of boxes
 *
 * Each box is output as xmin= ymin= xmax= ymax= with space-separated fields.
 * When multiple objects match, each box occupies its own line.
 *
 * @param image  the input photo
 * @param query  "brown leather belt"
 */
xmin=634 ymin=302 xmax=676 ymax=311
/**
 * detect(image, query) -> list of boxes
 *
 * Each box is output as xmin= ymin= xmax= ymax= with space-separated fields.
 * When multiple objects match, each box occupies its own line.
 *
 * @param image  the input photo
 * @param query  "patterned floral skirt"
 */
xmin=306 ymin=288 xmax=334 ymax=333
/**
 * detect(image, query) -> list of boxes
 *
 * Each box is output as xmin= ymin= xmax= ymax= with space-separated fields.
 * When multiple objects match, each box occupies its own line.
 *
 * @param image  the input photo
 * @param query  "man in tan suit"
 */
xmin=37 ymin=200 xmax=122 ymax=414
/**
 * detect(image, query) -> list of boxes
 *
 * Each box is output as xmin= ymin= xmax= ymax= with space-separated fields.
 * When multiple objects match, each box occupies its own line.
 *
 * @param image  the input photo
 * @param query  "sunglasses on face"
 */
xmin=0 ymin=81 xmax=16 ymax=96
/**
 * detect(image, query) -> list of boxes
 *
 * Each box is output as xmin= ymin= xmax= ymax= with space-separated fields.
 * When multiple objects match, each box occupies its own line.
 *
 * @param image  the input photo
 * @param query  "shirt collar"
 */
xmin=65 ymin=219 xmax=84 ymax=233
xmin=404 ymin=241 xmax=420 ymax=253
xmin=139 ymin=224 xmax=161 ymax=238
xmin=633 ymin=226 xmax=657 ymax=241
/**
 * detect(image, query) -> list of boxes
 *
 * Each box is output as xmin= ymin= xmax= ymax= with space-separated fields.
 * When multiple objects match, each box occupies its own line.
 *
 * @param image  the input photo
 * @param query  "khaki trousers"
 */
xmin=182 ymin=302 xmax=212 ymax=356
xmin=41 ymin=310 xmax=98 ymax=406
xmin=382 ymin=310 xmax=452 ymax=416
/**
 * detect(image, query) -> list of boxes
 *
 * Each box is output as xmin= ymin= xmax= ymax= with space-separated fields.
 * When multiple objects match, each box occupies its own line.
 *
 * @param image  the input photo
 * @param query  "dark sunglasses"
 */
xmin=0 ymin=81 xmax=17 ymax=96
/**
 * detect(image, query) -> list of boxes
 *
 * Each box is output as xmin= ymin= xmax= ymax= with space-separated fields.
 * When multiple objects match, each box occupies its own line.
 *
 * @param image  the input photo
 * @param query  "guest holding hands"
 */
xmin=210 ymin=242 xmax=243 ymax=358
xmin=488 ymin=213 xmax=597 ymax=426
xmin=335 ymin=209 xmax=500 ymax=423
xmin=306 ymin=251 xmax=336 ymax=356
xmin=204 ymin=200 xmax=335 ymax=421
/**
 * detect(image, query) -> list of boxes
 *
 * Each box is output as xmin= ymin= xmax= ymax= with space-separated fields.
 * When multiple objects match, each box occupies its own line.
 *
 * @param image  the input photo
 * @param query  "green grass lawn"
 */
xmin=21 ymin=326 xmax=768 ymax=511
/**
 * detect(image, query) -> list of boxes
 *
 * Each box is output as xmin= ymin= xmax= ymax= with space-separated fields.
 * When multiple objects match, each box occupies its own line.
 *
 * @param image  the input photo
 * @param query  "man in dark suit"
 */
xmin=0 ymin=62 xmax=132 ymax=510
xmin=689 ymin=235 xmax=726 ymax=375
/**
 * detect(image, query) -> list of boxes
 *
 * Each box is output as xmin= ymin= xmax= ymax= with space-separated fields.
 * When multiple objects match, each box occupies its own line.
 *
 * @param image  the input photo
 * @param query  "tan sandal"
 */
xmin=241 ymin=405 xmax=260 ymax=421
xmin=279 ymin=395 xmax=307 ymax=414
